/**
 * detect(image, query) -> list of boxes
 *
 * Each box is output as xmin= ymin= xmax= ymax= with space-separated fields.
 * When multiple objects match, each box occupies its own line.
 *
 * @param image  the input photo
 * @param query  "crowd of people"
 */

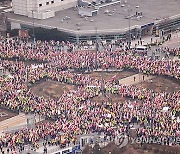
xmin=160 ymin=47 xmax=180 ymax=56
xmin=0 ymin=39 xmax=179 ymax=80
xmin=0 ymin=39 xmax=179 ymax=153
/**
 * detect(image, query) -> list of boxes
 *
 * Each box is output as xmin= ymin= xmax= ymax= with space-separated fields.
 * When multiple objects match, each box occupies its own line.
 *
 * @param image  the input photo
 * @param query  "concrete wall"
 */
xmin=27 ymin=10 xmax=55 ymax=19
xmin=37 ymin=0 xmax=77 ymax=12
xmin=12 ymin=0 xmax=28 ymax=16
xmin=27 ymin=0 xmax=37 ymax=13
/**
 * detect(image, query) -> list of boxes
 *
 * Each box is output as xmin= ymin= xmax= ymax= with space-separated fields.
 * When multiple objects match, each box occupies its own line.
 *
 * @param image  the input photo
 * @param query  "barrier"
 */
xmin=0 ymin=113 xmax=26 ymax=132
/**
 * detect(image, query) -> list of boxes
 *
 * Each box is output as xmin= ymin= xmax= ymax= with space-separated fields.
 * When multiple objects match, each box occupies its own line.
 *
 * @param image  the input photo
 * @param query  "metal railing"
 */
xmin=154 ymin=13 xmax=180 ymax=25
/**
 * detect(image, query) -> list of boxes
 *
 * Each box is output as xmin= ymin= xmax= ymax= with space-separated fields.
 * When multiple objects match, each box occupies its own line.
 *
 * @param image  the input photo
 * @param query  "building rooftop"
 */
xmin=6 ymin=0 xmax=180 ymax=36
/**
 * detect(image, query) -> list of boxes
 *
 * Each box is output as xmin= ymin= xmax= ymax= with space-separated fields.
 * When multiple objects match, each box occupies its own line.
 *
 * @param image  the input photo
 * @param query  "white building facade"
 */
xmin=12 ymin=0 xmax=78 ymax=19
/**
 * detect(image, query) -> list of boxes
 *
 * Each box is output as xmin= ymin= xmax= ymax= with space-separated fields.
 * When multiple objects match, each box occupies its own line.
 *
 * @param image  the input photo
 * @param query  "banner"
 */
xmin=19 ymin=29 xmax=29 ymax=38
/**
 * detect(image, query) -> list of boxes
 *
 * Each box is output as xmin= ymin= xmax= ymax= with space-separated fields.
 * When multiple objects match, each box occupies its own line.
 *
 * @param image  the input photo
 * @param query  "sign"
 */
xmin=31 ymin=64 xmax=44 ymax=69
xmin=7 ymin=33 xmax=10 ymax=38
xmin=128 ymin=104 xmax=133 ymax=109
xmin=17 ymin=90 xmax=21 ymax=93
xmin=107 ymin=113 xmax=111 ymax=118
xmin=162 ymin=107 xmax=169 ymax=112
xmin=177 ymin=117 xmax=180 ymax=123
xmin=19 ymin=29 xmax=30 ymax=38
xmin=87 ymin=40 xmax=92 ymax=45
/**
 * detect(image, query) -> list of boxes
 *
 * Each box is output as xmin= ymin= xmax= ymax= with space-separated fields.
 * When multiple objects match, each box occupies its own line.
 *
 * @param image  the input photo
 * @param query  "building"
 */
xmin=12 ymin=0 xmax=78 ymax=19
xmin=6 ymin=0 xmax=180 ymax=42
xmin=0 ymin=12 xmax=8 ymax=36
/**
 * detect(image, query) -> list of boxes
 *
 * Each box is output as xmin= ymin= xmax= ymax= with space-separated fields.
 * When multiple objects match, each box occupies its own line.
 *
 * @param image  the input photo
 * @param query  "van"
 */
xmin=135 ymin=45 xmax=148 ymax=55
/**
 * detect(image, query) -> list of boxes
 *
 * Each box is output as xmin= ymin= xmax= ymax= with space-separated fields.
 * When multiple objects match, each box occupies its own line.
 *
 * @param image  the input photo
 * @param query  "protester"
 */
xmin=0 ymin=39 xmax=179 ymax=152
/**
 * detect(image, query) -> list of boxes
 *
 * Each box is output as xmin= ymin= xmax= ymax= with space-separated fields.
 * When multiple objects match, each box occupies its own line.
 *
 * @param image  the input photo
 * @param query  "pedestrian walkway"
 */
xmin=131 ymin=31 xmax=180 ymax=48
xmin=119 ymin=73 xmax=154 ymax=85
xmin=162 ymin=36 xmax=180 ymax=48
xmin=131 ymin=36 xmax=160 ymax=48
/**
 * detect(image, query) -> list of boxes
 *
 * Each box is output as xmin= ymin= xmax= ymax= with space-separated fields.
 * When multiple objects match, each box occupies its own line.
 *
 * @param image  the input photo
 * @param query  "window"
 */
xmin=39 ymin=3 xmax=42 ymax=7
xmin=46 ymin=2 xmax=49 ymax=5
xmin=51 ymin=1 xmax=54 ymax=4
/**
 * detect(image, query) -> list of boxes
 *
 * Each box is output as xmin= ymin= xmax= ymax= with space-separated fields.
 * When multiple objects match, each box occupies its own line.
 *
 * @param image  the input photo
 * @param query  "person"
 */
xmin=44 ymin=146 xmax=47 ymax=154
xmin=0 ymin=38 xmax=179 ymax=152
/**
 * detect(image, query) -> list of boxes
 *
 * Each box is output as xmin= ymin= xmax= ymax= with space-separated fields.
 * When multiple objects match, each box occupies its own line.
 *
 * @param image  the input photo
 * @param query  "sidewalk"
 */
xmin=131 ymin=31 xmax=180 ymax=48
xmin=131 ymin=36 xmax=160 ymax=48
xmin=119 ymin=73 xmax=154 ymax=85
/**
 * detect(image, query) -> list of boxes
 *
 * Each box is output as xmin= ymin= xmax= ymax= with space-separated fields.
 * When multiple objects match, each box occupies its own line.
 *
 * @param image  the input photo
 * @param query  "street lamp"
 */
xmin=31 ymin=10 xmax=35 ymax=45
xmin=95 ymin=27 xmax=98 ymax=70
xmin=101 ymin=74 xmax=105 ymax=102
xmin=26 ymin=66 xmax=29 ymax=87
xmin=127 ymin=6 xmax=132 ymax=49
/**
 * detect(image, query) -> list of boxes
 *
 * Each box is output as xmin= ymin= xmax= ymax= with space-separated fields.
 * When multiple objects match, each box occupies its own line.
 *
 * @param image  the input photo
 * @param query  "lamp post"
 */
xmin=127 ymin=7 xmax=132 ymax=49
xmin=101 ymin=74 xmax=105 ymax=102
xmin=128 ymin=9 xmax=131 ymax=49
xmin=31 ymin=10 xmax=35 ymax=45
xmin=95 ymin=27 xmax=98 ymax=70
xmin=26 ymin=66 xmax=29 ymax=88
